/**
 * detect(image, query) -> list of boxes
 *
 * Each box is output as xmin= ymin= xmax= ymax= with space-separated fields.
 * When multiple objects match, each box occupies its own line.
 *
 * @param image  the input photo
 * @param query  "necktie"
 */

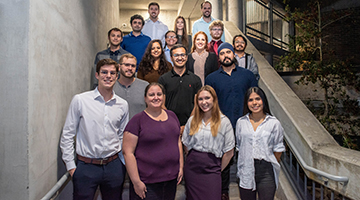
xmin=213 ymin=41 xmax=219 ymax=55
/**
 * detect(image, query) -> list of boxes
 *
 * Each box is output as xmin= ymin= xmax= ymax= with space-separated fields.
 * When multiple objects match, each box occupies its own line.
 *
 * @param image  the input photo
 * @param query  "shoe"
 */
xmin=221 ymin=192 xmax=229 ymax=200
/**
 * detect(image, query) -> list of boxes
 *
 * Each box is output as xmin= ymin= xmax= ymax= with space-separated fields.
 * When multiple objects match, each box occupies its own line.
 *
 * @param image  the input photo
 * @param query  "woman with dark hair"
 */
xmin=174 ymin=16 xmax=190 ymax=51
xmin=235 ymin=87 xmax=285 ymax=200
xmin=186 ymin=31 xmax=218 ymax=85
xmin=123 ymin=82 xmax=184 ymax=200
xmin=137 ymin=40 xmax=172 ymax=83
xmin=182 ymin=85 xmax=235 ymax=200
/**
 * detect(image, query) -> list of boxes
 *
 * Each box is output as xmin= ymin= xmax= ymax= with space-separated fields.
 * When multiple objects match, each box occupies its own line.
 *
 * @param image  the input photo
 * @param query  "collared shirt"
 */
xmin=164 ymin=45 xmax=174 ymax=66
xmin=182 ymin=114 xmax=235 ymax=158
xmin=236 ymin=114 xmax=285 ymax=190
xmin=192 ymin=17 xmax=225 ymax=42
xmin=208 ymin=40 xmax=223 ymax=55
xmin=60 ymin=88 xmax=129 ymax=171
xmin=121 ymin=32 xmax=151 ymax=67
xmin=205 ymin=66 xmax=258 ymax=127
xmin=158 ymin=69 xmax=202 ymax=126
xmin=235 ymin=53 xmax=260 ymax=81
xmin=142 ymin=18 xmax=168 ymax=46
xmin=113 ymin=78 xmax=149 ymax=119
xmin=93 ymin=47 xmax=129 ymax=88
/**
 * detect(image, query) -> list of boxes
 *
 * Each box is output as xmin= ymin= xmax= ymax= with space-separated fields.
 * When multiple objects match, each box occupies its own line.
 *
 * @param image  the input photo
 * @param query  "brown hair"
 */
xmin=190 ymin=85 xmax=221 ymax=137
xmin=96 ymin=58 xmax=119 ymax=73
xmin=119 ymin=53 xmax=137 ymax=64
xmin=174 ymin=16 xmax=189 ymax=48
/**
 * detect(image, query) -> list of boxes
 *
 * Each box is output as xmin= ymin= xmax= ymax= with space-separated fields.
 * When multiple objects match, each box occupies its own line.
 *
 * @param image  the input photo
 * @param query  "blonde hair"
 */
xmin=191 ymin=31 xmax=209 ymax=53
xmin=209 ymin=20 xmax=224 ymax=31
xmin=190 ymin=85 xmax=221 ymax=137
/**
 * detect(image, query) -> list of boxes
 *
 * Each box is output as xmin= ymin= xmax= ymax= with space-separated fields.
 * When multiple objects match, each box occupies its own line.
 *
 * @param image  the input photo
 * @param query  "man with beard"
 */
xmin=233 ymin=34 xmax=260 ymax=80
xmin=192 ymin=1 xmax=225 ymax=42
xmin=208 ymin=20 xmax=224 ymax=55
xmin=93 ymin=28 xmax=129 ymax=89
xmin=114 ymin=54 xmax=149 ymax=119
xmin=121 ymin=15 xmax=151 ymax=68
xmin=158 ymin=44 xmax=202 ymax=134
xmin=142 ymin=2 xmax=168 ymax=46
xmin=205 ymin=42 xmax=257 ymax=200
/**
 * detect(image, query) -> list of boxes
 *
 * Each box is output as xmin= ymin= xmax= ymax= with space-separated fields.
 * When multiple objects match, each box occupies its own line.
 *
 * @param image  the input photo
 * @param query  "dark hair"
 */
xmin=174 ymin=16 xmax=189 ymax=48
xmin=138 ymin=40 xmax=169 ymax=76
xmin=96 ymin=58 xmax=119 ymax=73
xmin=201 ymin=1 xmax=212 ymax=9
xmin=233 ymin=34 xmax=247 ymax=47
xmin=164 ymin=30 xmax=177 ymax=48
xmin=243 ymin=87 xmax=271 ymax=116
xmin=170 ymin=44 xmax=187 ymax=57
xmin=130 ymin=14 xmax=145 ymax=26
xmin=108 ymin=27 xmax=123 ymax=38
xmin=144 ymin=82 xmax=165 ymax=97
xmin=148 ymin=2 xmax=160 ymax=9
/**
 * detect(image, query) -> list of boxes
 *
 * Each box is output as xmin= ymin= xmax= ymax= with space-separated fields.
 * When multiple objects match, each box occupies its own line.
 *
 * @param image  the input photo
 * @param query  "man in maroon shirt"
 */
xmin=208 ymin=20 xmax=224 ymax=55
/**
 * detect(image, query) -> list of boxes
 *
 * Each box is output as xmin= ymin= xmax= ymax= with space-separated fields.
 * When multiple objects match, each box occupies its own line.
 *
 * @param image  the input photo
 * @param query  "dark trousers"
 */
xmin=221 ymin=157 xmax=233 ymax=193
xmin=239 ymin=159 xmax=276 ymax=200
xmin=72 ymin=158 xmax=126 ymax=200
xmin=129 ymin=178 xmax=177 ymax=200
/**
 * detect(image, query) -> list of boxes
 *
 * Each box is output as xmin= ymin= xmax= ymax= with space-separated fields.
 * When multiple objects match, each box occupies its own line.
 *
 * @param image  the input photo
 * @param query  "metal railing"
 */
xmin=41 ymin=172 xmax=71 ymax=200
xmin=282 ymin=134 xmax=350 ymax=200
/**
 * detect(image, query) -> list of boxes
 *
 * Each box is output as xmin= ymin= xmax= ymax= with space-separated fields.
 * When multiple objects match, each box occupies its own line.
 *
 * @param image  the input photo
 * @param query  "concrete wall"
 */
xmin=0 ymin=0 xmax=120 ymax=199
xmin=224 ymin=21 xmax=360 ymax=199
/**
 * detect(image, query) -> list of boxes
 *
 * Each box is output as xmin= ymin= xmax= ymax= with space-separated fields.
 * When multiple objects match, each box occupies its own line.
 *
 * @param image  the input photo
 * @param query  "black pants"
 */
xmin=239 ymin=159 xmax=276 ymax=200
xmin=221 ymin=156 xmax=233 ymax=193
xmin=129 ymin=178 xmax=177 ymax=200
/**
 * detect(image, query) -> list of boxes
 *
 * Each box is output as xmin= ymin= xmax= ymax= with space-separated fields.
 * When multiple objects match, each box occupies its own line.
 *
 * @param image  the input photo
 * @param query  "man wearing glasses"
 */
xmin=114 ymin=54 xmax=149 ymax=119
xmin=60 ymin=58 xmax=129 ymax=200
xmin=233 ymin=35 xmax=260 ymax=80
xmin=158 ymin=44 xmax=202 ymax=134
xmin=208 ymin=20 xmax=224 ymax=55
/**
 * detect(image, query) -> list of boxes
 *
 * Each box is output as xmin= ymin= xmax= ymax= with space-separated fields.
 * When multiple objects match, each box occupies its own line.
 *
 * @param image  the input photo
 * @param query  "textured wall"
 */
xmin=0 ymin=0 xmax=120 ymax=199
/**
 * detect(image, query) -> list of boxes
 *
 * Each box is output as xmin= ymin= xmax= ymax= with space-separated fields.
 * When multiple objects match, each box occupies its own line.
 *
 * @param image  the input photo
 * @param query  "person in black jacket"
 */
xmin=186 ymin=31 xmax=218 ymax=85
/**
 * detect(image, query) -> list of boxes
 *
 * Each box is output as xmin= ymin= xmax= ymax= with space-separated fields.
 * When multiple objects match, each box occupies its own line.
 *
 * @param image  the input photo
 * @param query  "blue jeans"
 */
xmin=129 ymin=178 xmax=177 ymax=200
xmin=239 ymin=159 xmax=276 ymax=200
xmin=72 ymin=158 xmax=126 ymax=200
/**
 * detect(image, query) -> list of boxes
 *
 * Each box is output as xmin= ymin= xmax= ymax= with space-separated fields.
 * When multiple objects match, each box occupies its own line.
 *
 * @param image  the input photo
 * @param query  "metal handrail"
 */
xmin=284 ymin=133 xmax=349 ymax=183
xmin=41 ymin=172 xmax=71 ymax=200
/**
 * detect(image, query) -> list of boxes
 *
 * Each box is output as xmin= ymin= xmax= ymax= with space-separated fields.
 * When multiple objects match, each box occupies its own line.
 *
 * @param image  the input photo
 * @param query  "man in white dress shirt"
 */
xmin=142 ymin=2 xmax=168 ymax=46
xmin=60 ymin=58 xmax=129 ymax=200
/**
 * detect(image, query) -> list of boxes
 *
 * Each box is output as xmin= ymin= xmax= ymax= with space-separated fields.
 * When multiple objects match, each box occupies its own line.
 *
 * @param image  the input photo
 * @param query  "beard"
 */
xmin=120 ymin=69 xmax=135 ymax=78
xmin=220 ymin=57 xmax=235 ymax=67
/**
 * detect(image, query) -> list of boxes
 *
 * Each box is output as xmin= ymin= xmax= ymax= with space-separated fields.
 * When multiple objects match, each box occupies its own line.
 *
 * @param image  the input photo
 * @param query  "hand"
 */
xmin=134 ymin=181 xmax=147 ymax=199
xmin=177 ymin=168 xmax=183 ymax=185
xmin=180 ymin=126 xmax=185 ymax=137
xmin=68 ymin=168 xmax=76 ymax=177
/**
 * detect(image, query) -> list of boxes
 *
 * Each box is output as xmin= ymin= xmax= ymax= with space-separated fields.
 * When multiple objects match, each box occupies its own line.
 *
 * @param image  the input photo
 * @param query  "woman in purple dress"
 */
xmin=123 ymin=82 xmax=184 ymax=200
xmin=182 ymin=85 xmax=235 ymax=200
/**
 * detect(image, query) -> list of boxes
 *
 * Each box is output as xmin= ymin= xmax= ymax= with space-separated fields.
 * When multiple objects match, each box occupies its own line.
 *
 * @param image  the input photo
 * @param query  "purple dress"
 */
xmin=124 ymin=110 xmax=180 ymax=184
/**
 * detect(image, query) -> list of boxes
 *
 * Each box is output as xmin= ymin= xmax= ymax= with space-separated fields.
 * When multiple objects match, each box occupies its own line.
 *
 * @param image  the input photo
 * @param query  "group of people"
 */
xmin=60 ymin=1 xmax=284 ymax=200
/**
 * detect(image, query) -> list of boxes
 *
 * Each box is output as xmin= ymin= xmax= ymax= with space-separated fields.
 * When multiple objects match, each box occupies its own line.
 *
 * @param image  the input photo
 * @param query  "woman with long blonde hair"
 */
xmin=182 ymin=85 xmax=235 ymax=200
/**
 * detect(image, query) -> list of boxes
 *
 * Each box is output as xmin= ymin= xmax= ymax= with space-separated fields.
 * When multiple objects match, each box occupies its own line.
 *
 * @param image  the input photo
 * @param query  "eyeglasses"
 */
xmin=100 ymin=70 xmax=117 ymax=76
xmin=121 ymin=63 xmax=136 ymax=68
xmin=235 ymin=41 xmax=246 ymax=45
xmin=166 ymin=35 xmax=177 ymax=39
xmin=211 ymin=28 xmax=223 ymax=32
xmin=173 ymin=53 xmax=186 ymax=58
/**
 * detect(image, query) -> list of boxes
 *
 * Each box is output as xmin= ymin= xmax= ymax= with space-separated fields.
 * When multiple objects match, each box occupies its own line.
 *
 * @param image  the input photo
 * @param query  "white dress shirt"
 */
xmin=60 ymin=88 xmax=129 ymax=170
xmin=182 ymin=114 xmax=235 ymax=158
xmin=142 ymin=18 xmax=168 ymax=46
xmin=236 ymin=114 xmax=285 ymax=190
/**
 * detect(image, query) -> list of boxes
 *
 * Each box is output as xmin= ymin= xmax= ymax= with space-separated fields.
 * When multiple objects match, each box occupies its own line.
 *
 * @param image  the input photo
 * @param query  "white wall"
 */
xmin=0 ymin=0 xmax=121 ymax=199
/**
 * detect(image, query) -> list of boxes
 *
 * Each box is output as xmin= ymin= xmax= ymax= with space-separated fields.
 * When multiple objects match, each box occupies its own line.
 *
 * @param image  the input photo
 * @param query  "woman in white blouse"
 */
xmin=182 ymin=85 xmax=235 ymax=200
xmin=236 ymin=87 xmax=285 ymax=200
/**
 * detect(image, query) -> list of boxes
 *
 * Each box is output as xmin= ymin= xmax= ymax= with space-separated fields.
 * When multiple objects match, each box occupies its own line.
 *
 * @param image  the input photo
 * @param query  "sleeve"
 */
xmin=273 ymin=120 xmax=285 ymax=152
xmin=192 ymin=22 xmax=198 ymax=39
xmin=181 ymin=117 xmax=193 ymax=148
xmin=222 ymin=117 xmax=235 ymax=153
xmin=60 ymin=95 xmax=81 ymax=171
xmin=124 ymin=113 xmax=141 ymax=137
xmin=249 ymin=71 xmax=258 ymax=87
xmin=205 ymin=74 xmax=213 ymax=87
xmin=194 ymin=75 xmax=202 ymax=94
xmin=209 ymin=53 xmax=219 ymax=74
xmin=120 ymin=40 xmax=125 ymax=49
xmin=221 ymin=32 xmax=225 ymax=43
xmin=235 ymin=118 xmax=242 ymax=151
xmin=118 ymin=101 xmax=129 ymax=147
xmin=248 ymin=55 xmax=260 ymax=81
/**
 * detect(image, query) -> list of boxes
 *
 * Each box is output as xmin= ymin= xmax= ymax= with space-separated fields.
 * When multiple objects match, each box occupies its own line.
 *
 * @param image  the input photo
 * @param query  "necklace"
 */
xmin=250 ymin=114 xmax=265 ymax=123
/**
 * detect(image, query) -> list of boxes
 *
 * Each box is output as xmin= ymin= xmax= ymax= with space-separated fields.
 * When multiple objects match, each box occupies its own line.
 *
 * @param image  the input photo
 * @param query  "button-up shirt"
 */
xmin=142 ymin=18 xmax=168 ymax=46
xmin=121 ymin=32 xmax=151 ymax=67
xmin=60 ymin=88 xmax=129 ymax=170
xmin=235 ymin=114 xmax=285 ymax=190
xmin=182 ymin=114 xmax=235 ymax=158
xmin=164 ymin=45 xmax=173 ymax=66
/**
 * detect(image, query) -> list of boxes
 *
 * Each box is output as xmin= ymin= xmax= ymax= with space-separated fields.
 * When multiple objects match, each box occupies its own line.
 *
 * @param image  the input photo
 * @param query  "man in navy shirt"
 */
xmin=121 ymin=14 xmax=151 ymax=69
xmin=205 ymin=42 xmax=257 ymax=200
